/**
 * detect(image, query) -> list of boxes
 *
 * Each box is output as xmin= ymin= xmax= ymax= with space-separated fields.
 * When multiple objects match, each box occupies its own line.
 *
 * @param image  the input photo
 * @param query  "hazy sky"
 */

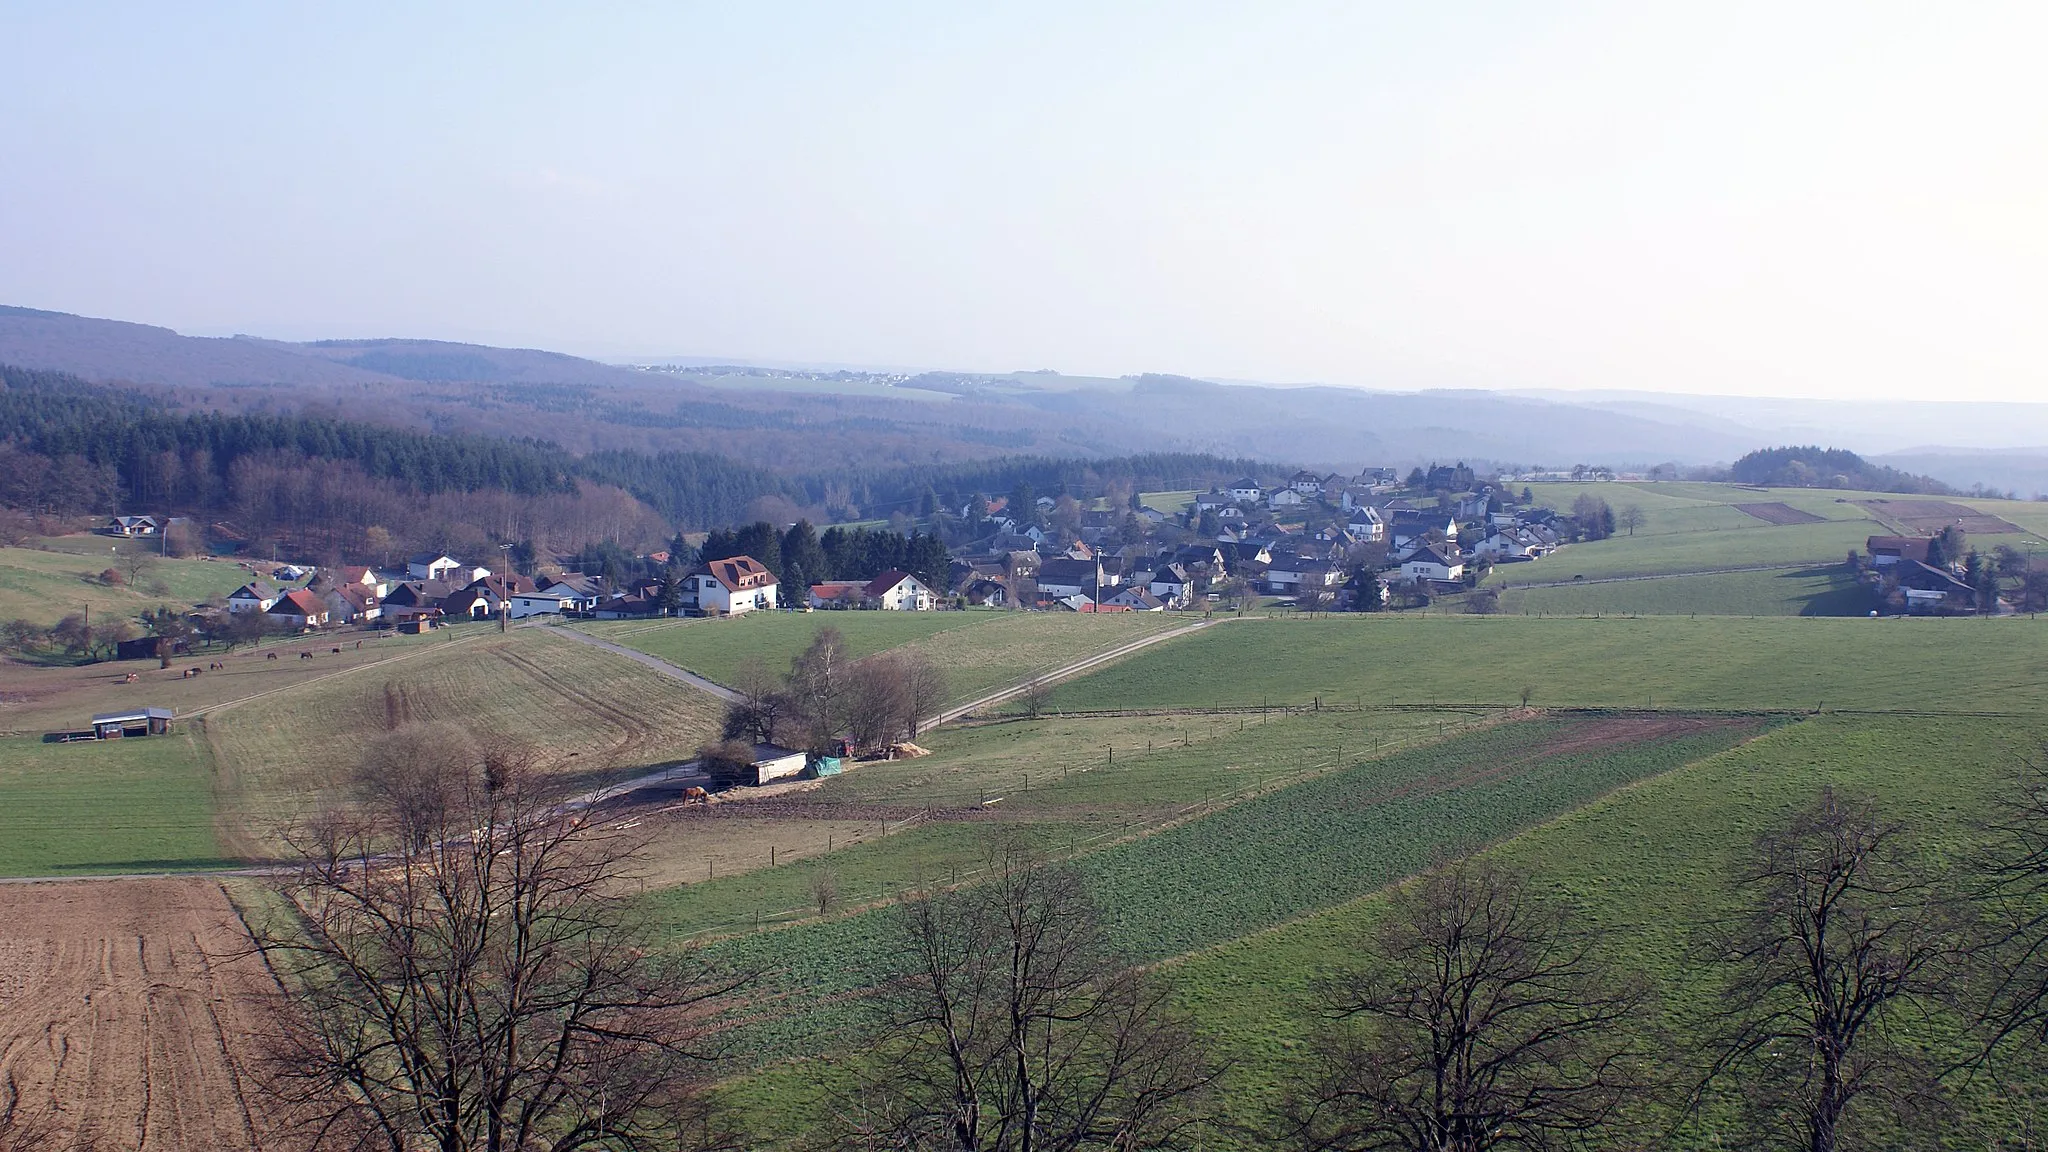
xmin=3 ymin=3 xmax=2044 ymax=401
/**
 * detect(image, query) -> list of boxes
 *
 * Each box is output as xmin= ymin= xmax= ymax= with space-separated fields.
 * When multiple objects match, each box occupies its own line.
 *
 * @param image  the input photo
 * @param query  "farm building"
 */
xmin=91 ymin=707 xmax=175 ymax=738
xmin=1866 ymin=536 xmax=1933 ymax=567
xmin=748 ymin=744 xmax=808 ymax=786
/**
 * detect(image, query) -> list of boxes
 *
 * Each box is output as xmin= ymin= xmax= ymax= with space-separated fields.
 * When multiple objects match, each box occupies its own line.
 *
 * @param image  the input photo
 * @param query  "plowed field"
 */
xmin=0 ymin=879 xmax=276 ymax=1151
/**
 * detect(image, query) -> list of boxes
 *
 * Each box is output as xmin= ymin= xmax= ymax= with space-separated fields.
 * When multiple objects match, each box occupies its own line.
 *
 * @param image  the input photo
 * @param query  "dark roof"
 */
xmin=94 ymin=707 xmax=175 ymax=724
xmin=229 ymin=581 xmax=277 ymax=599
xmin=1867 ymin=536 xmax=1932 ymax=562
xmin=1036 ymin=558 xmax=1099 ymax=583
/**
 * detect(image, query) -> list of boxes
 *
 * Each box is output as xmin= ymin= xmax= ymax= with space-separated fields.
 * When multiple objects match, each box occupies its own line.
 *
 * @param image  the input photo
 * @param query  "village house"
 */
xmin=537 ymin=573 xmax=607 ymax=613
xmin=1149 ymin=563 xmax=1195 ymax=607
xmin=265 ymin=588 xmax=330 ymax=630
xmin=692 ymin=555 xmax=779 ymax=615
xmin=865 ymin=569 xmax=936 ymax=610
xmin=1892 ymin=560 xmax=1977 ymax=613
xmin=405 ymin=553 xmax=467 ymax=582
xmin=1268 ymin=488 xmax=1309 ymax=509
xmin=226 ymin=581 xmax=279 ymax=614
xmin=1102 ymin=586 xmax=1165 ymax=610
xmin=1035 ymin=558 xmax=1104 ymax=600
xmin=1229 ymin=477 xmax=1264 ymax=503
xmin=107 ymin=515 xmax=160 ymax=537
xmin=1400 ymin=542 xmax=1466 ymax=584
xmin=322 ymin=583 xmax=381 ymax=624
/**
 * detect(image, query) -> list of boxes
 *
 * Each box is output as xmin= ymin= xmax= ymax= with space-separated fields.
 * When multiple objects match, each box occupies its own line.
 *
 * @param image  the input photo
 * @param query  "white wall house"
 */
xmin=227 ymin=582 xmax=278 ymax=614
xmin=694 ymin=555 xmax=779 ymax=615
xmin=507 ymin=593 xmax=574 ymax=619
xmin=864 ymin=570 xmax=935 ymax=610
xmin=406 ymin=553 xmax=465 ymax=582
xmin=1401 ymin=544 xmax=1465 ymax=584
xmin=1346 ymin=507 xmax=1385 ymax=541
xmin=1229 ymin=478 xmax=1264 ymax=503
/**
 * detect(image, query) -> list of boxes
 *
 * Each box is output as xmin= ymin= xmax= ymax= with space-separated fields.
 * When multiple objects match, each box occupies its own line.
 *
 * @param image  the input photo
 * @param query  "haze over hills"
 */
xmin=7 ymin=303 xmax=2048 ymax=493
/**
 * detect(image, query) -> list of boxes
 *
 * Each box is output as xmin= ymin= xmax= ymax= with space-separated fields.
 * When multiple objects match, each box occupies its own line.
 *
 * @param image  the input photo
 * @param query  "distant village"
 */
xmin=93 ymin=464 xmax=1605 ymax=639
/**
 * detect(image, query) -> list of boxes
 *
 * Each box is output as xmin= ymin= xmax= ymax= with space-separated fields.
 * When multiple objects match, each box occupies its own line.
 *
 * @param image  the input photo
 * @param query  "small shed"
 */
xmin=92 ymin=707 xmax=175 ymax=738
xmin=748 ymin=744 xmax=809 ymax=786
xmin=806 ymin=755 xmax=844 ymax=779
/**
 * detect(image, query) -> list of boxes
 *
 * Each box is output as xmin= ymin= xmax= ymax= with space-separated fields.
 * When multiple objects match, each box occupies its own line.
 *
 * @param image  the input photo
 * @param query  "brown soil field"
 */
xmin=1856 ymin=498 xmax=2022 ymax=536
xmin=1733 ymin=501 xmax=1827 ymax=526
xmin=0 ymin=879 xmax=278 ymax=1151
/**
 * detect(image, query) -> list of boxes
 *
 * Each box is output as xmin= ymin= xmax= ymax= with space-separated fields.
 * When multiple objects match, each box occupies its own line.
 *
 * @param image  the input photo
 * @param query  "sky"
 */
xmin=2 ymin=2 xmax=2045 ymax=402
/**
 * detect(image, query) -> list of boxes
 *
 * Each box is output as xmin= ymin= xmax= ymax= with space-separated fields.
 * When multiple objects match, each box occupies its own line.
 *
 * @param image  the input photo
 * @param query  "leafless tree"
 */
xmin=254 ymin=729 xmax=750 ymax=1152
xmin=899 ymin=652 xmax=950 ymax=737
xmin=840 ymin=844 xmax=1219 ymax=1150
xmin=788 ymin=627 xmax=855 ymax=750
xmin=812 ymin=868 xmax=840 ymax=916
xmin=1616 ymin=505 xmax=1647 ymax=537
xmin=1289 ymin=859 xmax=1655 ymax=1152
xmin=1298 ymin=586 xmax=1335 ymax=618
xmin=848 ymin=656 xmax=916 ymax=752
xmin=698 ymin=739 xmax=760 ymax=790
xmin=1696 ymin=788 xmax=1953 ymax=1152
xmin=1966 ymin=754 xmax=2048 ymax=1061
xmin=1018 ymin=676 xmax=1053 ymax=718
xmin=724 ymin=657 xmax=793 ymax=746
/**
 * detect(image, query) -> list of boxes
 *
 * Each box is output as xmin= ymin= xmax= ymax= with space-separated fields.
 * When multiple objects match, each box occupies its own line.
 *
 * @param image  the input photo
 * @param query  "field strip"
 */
xmin=181 ymin=633 xmax=487 ymax=719
xmin=541 ymin=625 xmax=744 ymax=702
xmin=1497 ymin=562 xmax=1811 ymax=589
xmin=923 ymin=616 xmax=1224 ymax=728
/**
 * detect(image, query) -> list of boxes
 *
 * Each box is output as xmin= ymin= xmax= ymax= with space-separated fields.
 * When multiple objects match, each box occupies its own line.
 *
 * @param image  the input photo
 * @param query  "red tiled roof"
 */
xmin=702 ymin=556 xmax=776 ymax=592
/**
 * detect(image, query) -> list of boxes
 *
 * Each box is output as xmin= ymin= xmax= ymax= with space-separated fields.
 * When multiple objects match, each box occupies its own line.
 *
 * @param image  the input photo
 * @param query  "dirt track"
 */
xmin=0 ymin=879 xmax=275 ymax=1151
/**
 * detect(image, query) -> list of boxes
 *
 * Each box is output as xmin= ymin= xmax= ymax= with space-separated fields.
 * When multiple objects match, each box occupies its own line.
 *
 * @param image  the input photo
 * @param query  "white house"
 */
xmin=1288 ymin=470 xmax=1325 ymax=495
xmin=863 ymin=570 xmax=935 ymax=611
xmin=538 ymin=573 xmax=606 ymax=613
xmin=227 ymin=581 xmax=279 ymax=614
xmin=1400 ymin=543 xmax=1465 ymax=584
xmin=1103 ymin=586 xmax=1165 ymax=610
xmin=264 ymin=588 xmax=330 ymax=630
xmin=1229 ymin=477 xmax=1264 ymax=503
xmin=1346 ymin=506 xmax=1386 ymax=542
xmin=406 ymin=553 xmax=465 ymax=582
xmin=692 ymin=555 xmax=778 ymax=615
xmin=1149 ymin=563 xmax=1195 ymax=607
xmin=108 ymin=515 xmax=159 ymax=537
xmin=507 ymin=592 xmax=575 ymax=620
xmin=1474 ymin=527 xmax=1550 ymax=561
xmin=1269 ymin=488 xmax=1308 ymax=509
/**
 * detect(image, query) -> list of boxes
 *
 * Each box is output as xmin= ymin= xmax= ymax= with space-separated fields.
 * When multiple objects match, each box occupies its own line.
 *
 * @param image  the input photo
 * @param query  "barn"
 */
xmin=91 ymin=707 xmax=175 ymax=739
xmin=748 ymin=744 xmax=809 ymax=786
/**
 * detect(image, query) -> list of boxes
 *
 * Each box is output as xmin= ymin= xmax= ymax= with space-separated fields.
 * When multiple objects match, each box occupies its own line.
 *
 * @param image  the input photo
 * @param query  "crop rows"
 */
xmin=694 ymin=713 xmax=1777 ymax=1058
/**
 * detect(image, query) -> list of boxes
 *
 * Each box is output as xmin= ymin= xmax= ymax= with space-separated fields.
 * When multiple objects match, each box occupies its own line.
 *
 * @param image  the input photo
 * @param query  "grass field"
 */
xmin=1041 ymin=614 xmax=2048 ymax=713
xmin=674 ymin=712 xmax=1774 ymax=1062
xmin=638 ymin=709 xmax=1469 ymax=938
xmin=1499 ymin=564 xmax=1869 ymax=616
xmin=203 ymin=628 xmax=725 ymax=842
xmin=582 ymin=609 xmax=1183 ymax=703
xmin=0 ymin=731 xmax=232 ymax=875
xmin=1165 ymin=712 xmax=2047 ymax=1145
xmin=1503 ymin=482 xmax=2047 ymax=586
xmin=0 ymin=538 xmax=260 ymax=627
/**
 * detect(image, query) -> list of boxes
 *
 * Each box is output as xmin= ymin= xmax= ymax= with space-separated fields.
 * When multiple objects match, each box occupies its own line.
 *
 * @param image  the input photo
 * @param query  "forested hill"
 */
xmin=1726 ymin=446 xmax=1953 ymax=495
xmin=0 ymin=364 xmax=1271 ymax=532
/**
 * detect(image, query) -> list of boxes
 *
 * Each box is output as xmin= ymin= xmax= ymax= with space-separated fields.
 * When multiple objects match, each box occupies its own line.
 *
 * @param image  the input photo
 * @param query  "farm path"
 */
xmin=923 ymin=615 xmax=1223 ymax=728
xmin=539 ymin=625 xmax=742 ymax=703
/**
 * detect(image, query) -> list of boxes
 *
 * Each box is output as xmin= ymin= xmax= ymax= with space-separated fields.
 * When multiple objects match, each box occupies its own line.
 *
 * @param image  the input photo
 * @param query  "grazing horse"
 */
xmin=354 ymin=640 xmax=363 ymax=650
xmin=331 ymin=647 xmax=342 ymax=654
xmin=266 ymin=652 xmax=278 ymax=661
xmin=299 ymin=651 xmax=314 ymax=660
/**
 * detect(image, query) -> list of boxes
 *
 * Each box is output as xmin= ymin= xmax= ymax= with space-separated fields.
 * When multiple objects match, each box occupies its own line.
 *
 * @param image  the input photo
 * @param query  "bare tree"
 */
xmin=1967 ymin=754 xmax=2048 ymax=1059
xmin=1289 ymin=860 xmax=1654 ymax=1152
xmin=848 ymin=655 xmax=916 ymax=752
xmin=1298 ymin=586 xmax=1335 ymax=618
xmin=812 ymin=868 xmax=839 ymax=916
xmin=900 ymin=651 xmax=950 ymax=737
xmin=1018 ymin=676 xmax=1054 ymax=719
xmin=1697 ymin=788 xmax=1952 ymax=1152
xmin=1616 ymin=505 xmax=1647 ymax=537
xmin=841 ymin=844 xmax=1218 ymax=1150
xmin=724 ymin=658 xmax=792 ymax=746
xmin=788 ymin=627 xmax=854 ymax=750
xmin=255 ymin=729 xmax=749 ymax=1152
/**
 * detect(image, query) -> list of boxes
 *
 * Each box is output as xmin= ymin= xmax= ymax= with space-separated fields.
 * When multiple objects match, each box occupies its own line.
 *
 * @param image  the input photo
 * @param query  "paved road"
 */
xmin=541 ymin=625 xmax=743 ymax=702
